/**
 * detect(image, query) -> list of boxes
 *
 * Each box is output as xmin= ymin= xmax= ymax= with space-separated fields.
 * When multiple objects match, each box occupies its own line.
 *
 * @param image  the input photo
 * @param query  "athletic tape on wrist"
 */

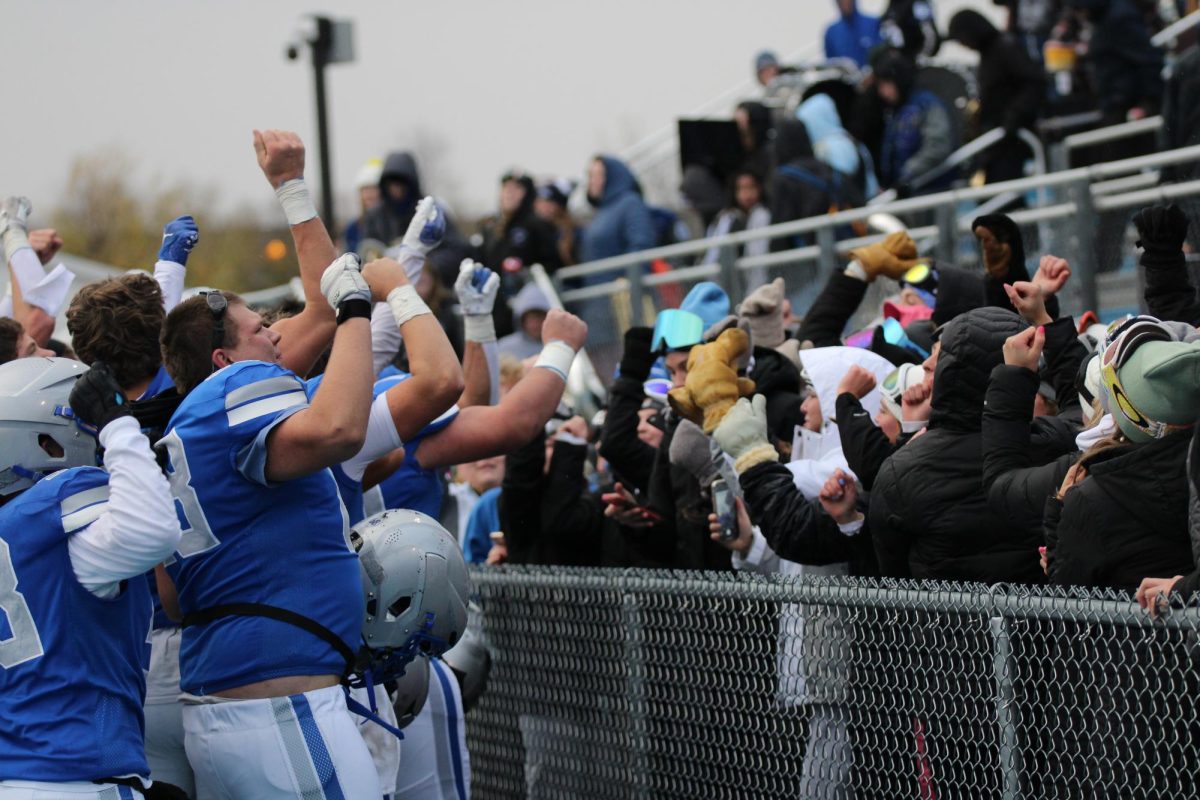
xmin=386 ymin=285 xmax=432 ymax=327
xmin=463 ymin=314 xmax=496 ymax=343
xmin=843 ymin=260 xmax=868 ymax=282
xmin=533 ymin=340 xmax=576 ymax=381
xmin=275 ymin=179 xmax=318 ymax=227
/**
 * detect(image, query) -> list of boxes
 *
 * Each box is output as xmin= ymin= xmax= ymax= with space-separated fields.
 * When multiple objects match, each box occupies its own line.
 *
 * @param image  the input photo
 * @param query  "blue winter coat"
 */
xmin=824 ymin=4 xmax=883 ymax=68
xmin=579 ymin=156 xmax=657 ymax=264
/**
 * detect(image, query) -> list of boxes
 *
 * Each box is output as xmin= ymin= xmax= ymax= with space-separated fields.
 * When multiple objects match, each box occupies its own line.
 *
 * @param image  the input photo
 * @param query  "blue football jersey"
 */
xmin=138 ymin=364 xmax=175 ymax=402
xmin=162 ymin=361 xmax=362 ymax=695
xmin=308 ymin=371 xmax=457 ymax=526
xmin=0 ymin=467 xmax=152 ymax=782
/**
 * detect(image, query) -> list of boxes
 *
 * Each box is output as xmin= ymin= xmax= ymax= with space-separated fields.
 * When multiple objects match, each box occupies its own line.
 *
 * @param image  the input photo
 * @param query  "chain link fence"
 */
xmin=464 ymin=567 xmax=1200 ymax=799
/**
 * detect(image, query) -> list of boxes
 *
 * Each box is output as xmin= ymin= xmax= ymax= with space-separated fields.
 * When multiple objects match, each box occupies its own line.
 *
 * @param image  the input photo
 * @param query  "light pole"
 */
xmin=287 ymin=16 xmax=354 ymax=231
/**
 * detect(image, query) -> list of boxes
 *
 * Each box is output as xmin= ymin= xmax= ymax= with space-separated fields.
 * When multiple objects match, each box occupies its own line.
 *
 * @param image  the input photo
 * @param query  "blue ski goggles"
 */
xmin=651 ymin=309 xmax=705 ymax=353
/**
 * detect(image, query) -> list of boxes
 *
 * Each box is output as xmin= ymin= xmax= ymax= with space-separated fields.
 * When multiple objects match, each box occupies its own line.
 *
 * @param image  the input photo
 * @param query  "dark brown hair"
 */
xmin=67 ymin=273 xmax=165 ymax=389
xmin=0 ymin=318 xmax=22 ymax=365
xmin=161 ymin=291 xmax=242 ymax=395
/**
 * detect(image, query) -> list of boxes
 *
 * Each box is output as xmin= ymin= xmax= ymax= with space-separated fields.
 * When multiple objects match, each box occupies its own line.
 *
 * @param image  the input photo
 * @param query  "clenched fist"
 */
xmin=254 ymin=129 xmax=306 ymax=188
xmin=540 ymin=309 xmax=588 ymax=352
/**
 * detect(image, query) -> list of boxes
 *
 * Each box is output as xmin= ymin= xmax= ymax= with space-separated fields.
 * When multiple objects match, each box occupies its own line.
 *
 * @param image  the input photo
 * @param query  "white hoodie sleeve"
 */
xmin=69 ymin=416 xmax=183 ymax=598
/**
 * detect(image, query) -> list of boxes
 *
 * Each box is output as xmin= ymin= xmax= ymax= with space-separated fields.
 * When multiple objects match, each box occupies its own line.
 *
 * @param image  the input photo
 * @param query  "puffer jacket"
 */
xmin=869 ymin=306 xmax=1045 ymax=582
xmin=1048 ymin=432 xmax=1193 ymax=590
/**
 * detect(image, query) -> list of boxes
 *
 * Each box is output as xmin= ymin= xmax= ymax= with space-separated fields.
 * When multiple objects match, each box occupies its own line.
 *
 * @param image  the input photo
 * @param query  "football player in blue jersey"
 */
xmin=0 ymin=357 xmax=183 ymax=799
xmin=155 ymin=176 xmax=465 ymax=800
xmin=65 ymin=130 xmax=388 ymax=799
xmin=371 ymin=301 xmax=588 ymax=519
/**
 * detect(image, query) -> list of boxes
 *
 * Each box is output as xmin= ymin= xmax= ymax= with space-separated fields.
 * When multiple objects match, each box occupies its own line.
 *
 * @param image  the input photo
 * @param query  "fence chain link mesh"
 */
xmin=464 ymin=567 xmax=1200 ymax=799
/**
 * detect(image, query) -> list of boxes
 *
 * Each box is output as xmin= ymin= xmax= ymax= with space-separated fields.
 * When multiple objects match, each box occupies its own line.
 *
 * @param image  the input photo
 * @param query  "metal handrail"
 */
xmin=1062 ymin=115 xmax=1162 ymax=152
xmin=1152 ymin=9 xmax=1200 ymax=46
xmin=553 ymin=143 xmax=1200 ymax=283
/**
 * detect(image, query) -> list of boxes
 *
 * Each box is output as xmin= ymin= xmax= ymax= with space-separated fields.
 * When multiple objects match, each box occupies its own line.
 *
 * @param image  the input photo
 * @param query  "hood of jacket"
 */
xmin=799 ymin=346 xmax=895 ymax=426
xmin=796 ymin=94 xmax=846 ymax=145
xmin=930 ymin=306 xmax=1027 ymax=431
xmin=592 ymin=155 xmax=641 ymax=208
xmin=737 ymin=101 xmax=775 ymax=153
xmin=380 ymin=151 xmax=422 ymax=195
xmin=948 ymin=9 xmax=999 ymax=52
xmin=380 ymin=151 xmax=423 ymax=217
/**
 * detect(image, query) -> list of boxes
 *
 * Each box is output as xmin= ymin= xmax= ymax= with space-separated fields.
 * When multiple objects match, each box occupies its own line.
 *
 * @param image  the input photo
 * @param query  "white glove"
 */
xmin=712 ymin=395 xmax=778 ymax=473
xmin=454 ymin=259 xmax=500 ymax=316
xmin=398 ymin=196 xmax=445 ymax=283
xmin=319 ymin=253 xmax=372 ymax=311
xmin=0 ymin=196 xmax=32 ymax=255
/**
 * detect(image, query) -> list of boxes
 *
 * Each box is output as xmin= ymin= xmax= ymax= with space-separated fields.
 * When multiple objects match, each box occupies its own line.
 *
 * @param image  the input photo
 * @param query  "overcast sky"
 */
xmin=4 ymin=0 xmax=990 ymax=227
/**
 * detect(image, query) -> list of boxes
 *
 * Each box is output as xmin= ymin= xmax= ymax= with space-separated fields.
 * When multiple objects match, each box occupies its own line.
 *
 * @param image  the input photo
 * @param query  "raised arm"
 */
xmin=153 ymin=215 xmax=200 ymax=313
xmin=64 ymin=364 xmax=183 ymax=598
xmin=251 ymin=129 xmax=338 ymax=377
xmin=415 ymin=309 xmax=587 ymax=469
xmin=1 ymin=197 xmax=59 ymax=344
xmin=453 ymin=258 xmax=501 ymax=408
xmin=363 ymin=256 xmax=464 ymax=442
xmin=264 ymin=254 xmax=375 ymax=481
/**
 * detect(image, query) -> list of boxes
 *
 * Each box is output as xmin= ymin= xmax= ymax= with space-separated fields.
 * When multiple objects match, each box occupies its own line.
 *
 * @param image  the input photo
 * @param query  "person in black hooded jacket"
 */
xmin=769 ymin=121 xmax=864 ymax=252
xmin=947 ymin=10 xmax=1046 ymax=186
xmin=360 ymin=150 xmax=473 ymax=287
xmin=870 ymin=305 xmax=1045 ymax=582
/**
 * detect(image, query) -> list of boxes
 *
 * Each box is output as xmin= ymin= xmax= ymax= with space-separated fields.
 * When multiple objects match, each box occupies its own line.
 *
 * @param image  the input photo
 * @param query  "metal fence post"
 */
xmin=718 ymin=243 xmax=740 ymax=303
xmin=1067 ymin=177 xmax=1099 ymax=315
xmin=626 ymin=262 xmax=646 ymax=327
xmin=990 ymin=614 xmax=1023 ymax=800
xmin=623 ymin=588 xmax=650 ymax=799
xmin=816 ymin=224 xmax=838 ymax=275
xmin=936 ymin=201 xmax=958 ymax=266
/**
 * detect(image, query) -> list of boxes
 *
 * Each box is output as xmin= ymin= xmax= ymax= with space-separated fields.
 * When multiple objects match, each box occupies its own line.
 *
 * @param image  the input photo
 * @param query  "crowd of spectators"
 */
xmin=2 ymin=4 xmax=1199 ymax=793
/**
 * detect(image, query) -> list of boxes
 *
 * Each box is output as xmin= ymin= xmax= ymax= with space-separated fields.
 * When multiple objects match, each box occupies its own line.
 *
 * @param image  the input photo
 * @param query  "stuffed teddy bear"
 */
xmin=668 ymin=327 xmax=756 ymax=433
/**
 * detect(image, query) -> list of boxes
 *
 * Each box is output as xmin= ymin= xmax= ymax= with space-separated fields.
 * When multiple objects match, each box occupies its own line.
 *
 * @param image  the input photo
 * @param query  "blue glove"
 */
xmin=159 ymin=215 xmax=200 ymax=265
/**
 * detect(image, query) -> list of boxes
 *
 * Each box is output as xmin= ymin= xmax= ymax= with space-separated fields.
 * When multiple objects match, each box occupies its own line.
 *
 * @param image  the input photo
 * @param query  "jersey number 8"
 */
xmin=0 ymin=539 xmax=44 ymax=668
xmin=160 ymin=429 xmax=221 ymax=558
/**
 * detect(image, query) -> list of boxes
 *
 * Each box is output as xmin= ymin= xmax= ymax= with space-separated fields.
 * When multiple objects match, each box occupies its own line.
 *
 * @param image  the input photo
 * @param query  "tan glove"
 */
xmin=849 ymin=231 xmax=920 ymax=282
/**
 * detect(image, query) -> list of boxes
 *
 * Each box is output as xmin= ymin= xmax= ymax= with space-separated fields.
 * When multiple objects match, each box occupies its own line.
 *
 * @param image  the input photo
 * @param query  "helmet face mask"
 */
xmin=351 ymin=509 xmax=470 ymax=687
xmin=0 ymin=358 xmax=97 ymax=497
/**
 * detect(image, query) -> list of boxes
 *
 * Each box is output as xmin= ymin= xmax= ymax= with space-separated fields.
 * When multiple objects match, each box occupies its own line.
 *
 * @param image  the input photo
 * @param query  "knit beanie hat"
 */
xmin=680 ymin=282 xmax=731 ymax=331
xmin=738 ymin=278 xmax=786 ymax=349
xmin=1104 ymin=339 xmax=1200 ymax=443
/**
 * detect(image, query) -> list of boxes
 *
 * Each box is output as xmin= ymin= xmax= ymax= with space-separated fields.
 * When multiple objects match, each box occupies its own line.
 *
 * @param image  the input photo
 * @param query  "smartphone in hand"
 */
xmin=712 ymin=478 xmax=736 ymax=541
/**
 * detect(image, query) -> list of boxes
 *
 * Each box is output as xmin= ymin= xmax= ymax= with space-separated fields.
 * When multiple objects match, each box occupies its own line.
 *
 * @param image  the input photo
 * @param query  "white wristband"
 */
xmin=386 ymin=285 xmax=432 ymax=327
xmin=901 ymin=418 xmax=928 ymax=434
xmin=275 ymin=179 xmax=318 ymax=227
xmin=463 ymin=314 xmax=496 ymax=343
xmin=533 ymin=340 xmax=576 ymax=382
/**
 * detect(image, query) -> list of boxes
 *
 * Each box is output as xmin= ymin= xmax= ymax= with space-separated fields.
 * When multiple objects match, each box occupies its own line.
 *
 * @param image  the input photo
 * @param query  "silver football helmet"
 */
xmin=351 ymin=508 xmax=470 ymax=685
xmin=0 ymin=358 xmax=94 ymax=497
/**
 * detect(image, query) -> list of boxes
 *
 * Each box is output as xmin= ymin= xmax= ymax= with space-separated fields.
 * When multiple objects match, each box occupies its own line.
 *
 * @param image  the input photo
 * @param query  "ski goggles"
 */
xmin=1099 ymin=317 xmax=1189 ymax=440
xmin=900 ymin=262 xmax=938 ymax=308
xmin=651 ymin=309 xmax=705 ymax=353
xmin=880 ymin=317 xmax=930 ymax=359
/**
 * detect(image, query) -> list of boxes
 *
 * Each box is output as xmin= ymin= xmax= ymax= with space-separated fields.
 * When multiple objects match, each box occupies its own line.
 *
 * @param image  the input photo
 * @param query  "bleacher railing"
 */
xmin=465 ymin=566 xmax=1200 ymax=800
xmin=553 ymin=141 xmax=1200 ymax=328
